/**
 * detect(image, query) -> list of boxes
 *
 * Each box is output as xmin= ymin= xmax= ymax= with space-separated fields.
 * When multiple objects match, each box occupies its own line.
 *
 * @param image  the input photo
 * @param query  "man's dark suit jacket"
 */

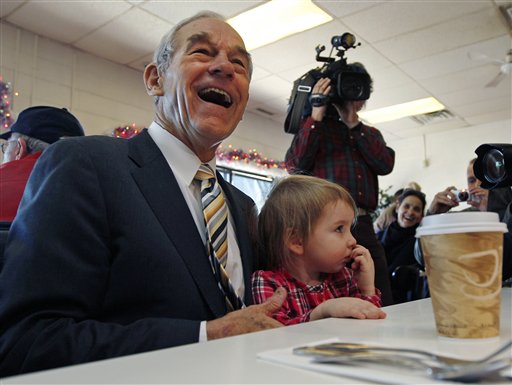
xmin=0 ymin=130 xmax=259 ymax=377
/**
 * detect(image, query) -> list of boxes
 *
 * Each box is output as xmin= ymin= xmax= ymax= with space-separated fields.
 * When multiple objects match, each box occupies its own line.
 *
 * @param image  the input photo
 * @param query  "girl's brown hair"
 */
xmin=258 ymin=175 xmax=356 ymax=270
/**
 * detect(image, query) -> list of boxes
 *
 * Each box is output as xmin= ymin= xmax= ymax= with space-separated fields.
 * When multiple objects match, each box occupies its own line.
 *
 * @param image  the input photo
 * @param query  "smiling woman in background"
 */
xmin=377 ymin=189 xmax=426 ymax=303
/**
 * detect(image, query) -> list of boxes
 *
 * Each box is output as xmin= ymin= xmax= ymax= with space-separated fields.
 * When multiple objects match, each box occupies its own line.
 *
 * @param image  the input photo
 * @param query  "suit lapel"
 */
xmin=127 ymin=130 xmax=226 ymax=317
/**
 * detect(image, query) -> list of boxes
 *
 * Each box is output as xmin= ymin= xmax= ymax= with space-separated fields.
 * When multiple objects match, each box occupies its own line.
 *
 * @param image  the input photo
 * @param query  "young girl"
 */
xmin=252 ymin=175 xmax=386 ymax=325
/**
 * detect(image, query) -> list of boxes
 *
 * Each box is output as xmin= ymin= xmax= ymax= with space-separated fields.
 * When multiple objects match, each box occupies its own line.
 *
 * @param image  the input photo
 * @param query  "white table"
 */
xmin=3 ymin=288 xmax=511 ymax=384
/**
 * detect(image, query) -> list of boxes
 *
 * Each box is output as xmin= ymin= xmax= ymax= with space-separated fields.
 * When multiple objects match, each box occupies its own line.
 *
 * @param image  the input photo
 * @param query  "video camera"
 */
xmin=284 ymin=33 xmax=372 ymax=134
xmin=474 ymin=144 xmax=512 ymax=189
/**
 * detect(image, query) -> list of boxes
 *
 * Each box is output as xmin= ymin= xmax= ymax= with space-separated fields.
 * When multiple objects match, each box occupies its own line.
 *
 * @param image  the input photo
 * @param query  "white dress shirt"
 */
xmin=147 ymin=122 xmax=245 ymax=341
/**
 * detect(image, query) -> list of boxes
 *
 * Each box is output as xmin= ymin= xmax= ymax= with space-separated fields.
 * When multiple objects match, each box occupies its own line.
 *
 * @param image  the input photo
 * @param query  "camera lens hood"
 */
xmin=474 ymin=144 xmax=512 ymax=189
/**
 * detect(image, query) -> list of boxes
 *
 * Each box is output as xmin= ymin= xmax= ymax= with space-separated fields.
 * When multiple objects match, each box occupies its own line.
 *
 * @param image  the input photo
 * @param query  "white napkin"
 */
xmin=257 ymin=339 xmax=470 ymax=385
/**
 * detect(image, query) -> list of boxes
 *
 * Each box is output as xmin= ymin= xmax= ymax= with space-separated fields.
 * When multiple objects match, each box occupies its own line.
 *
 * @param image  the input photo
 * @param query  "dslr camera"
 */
xmin=284 ymin=33 xmax=372 ymax=134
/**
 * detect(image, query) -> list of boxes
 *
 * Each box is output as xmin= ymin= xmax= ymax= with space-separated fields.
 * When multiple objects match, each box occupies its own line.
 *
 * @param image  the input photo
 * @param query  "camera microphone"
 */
xmin=331 ymin=33 xmax=357 ymax=49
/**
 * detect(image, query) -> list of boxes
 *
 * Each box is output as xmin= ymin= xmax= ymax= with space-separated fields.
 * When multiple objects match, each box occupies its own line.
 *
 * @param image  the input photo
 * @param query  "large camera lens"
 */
xmin=474 ymin=143 xmax=512 ymax=189
xmin=338 ymin=72 xmax=370 ymax=100
xmin=483 ymin=148 xmax=505 ymax=183
xmin=335 ymin=72 xmax=371 ymax=101
xmin=339 ymin=75 xmax=365 ymax=99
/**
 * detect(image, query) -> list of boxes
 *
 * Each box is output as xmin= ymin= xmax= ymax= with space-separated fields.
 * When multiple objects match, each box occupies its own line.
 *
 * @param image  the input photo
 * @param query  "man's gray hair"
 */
xmin=153 ymin=11 xmax=253 ymax=78
xmin=10 ymin=132 xmax=50 ymax=154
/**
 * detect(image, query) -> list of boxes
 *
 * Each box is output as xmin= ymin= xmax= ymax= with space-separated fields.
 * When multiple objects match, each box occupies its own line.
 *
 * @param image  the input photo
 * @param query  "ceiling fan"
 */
xmin=468 ymin=49 xmax=512 ymax=87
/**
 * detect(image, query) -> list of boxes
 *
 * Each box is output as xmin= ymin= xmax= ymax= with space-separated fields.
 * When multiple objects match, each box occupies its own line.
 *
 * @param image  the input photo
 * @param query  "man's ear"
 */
xmin=15 ymin=138 xmax=28 ymax=161
xmin=143 ymin=63 xmax=164 ymax=96
xmin=285 ymin=228 xmax=304 ymax=256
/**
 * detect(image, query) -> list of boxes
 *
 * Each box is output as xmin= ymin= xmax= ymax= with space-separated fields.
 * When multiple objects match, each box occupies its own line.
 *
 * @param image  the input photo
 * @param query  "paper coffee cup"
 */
xmin=415 ymin=212 xmax=507 ymax=339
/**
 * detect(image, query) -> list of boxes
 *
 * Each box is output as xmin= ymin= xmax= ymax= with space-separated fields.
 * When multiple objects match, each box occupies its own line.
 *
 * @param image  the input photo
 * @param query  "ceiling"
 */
xmin=1 ymin=0 xmax=511 ymax=141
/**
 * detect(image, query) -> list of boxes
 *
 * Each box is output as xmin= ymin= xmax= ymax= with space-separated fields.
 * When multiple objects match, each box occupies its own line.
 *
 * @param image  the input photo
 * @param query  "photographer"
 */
xmin=284 ymin=63 xmax=395 ymax=306
xmin=424 ymin=157 xmax=512 ymax=282
xmin=427 ymin=158 xmax=512 ymax=217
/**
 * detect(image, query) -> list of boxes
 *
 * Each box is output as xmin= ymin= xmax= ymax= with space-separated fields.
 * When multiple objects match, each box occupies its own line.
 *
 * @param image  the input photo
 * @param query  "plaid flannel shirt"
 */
xmin=285 ymin=115 xmax=395 ymax=211
xmin=251 ymin=268 xmax=382 ymax=325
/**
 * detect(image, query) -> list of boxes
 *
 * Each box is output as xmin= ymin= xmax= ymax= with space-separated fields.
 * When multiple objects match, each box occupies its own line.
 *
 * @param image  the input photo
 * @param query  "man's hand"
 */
xmin=311 ymin=78 xmax=331 ymax=122
xmin=428 ymin=186 xmax=458 ymax=215
xmin=468 ymin=186 xmax=489 ymax=211
xmin=206 ymin=287 xmax=287 ymax=340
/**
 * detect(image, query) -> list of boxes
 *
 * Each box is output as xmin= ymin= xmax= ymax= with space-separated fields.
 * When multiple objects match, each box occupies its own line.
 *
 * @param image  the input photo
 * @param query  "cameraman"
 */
xmin=285 ymin=63 xmax=396 ymax=306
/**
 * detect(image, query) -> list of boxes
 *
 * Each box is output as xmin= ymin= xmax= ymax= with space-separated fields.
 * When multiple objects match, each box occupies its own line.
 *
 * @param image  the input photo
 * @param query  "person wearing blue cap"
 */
xmin=0 ymin=105 xmax=85 ymax=221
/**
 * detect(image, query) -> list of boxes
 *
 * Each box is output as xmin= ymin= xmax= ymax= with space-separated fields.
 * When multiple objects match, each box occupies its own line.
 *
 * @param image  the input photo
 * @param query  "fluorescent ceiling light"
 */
xmin=359 ymin=97 xmax=446 ymax=124
xmin=228 ymin=0 xmax=333 ymax=51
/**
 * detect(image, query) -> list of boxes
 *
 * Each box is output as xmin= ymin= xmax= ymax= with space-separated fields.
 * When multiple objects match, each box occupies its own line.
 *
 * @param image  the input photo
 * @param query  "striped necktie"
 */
xmin=195 ymin=164 xmax=244 ymax=311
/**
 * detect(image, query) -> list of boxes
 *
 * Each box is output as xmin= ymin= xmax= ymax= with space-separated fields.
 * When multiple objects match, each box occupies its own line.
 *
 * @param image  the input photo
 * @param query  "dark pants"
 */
xmin=352 ymin=215 xmax=394 ymax=306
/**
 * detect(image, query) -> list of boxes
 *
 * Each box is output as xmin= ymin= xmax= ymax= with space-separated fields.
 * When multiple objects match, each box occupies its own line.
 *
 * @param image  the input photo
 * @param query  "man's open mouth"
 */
xmin=198 ymin=88 xmax=232 ymax=108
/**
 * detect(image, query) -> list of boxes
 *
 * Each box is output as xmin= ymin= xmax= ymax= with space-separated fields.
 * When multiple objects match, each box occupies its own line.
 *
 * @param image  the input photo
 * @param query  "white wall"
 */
xmin=225 ymin=111 xmax=293 ymax=160
xmin=0 ymin=22 xmax=154 ymax=137
xmin=2 ymin=21 xmax=511 ymax=206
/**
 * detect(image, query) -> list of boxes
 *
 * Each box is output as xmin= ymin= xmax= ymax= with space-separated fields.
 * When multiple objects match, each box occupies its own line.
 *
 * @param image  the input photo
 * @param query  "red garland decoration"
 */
xmin=215 ymin=145 xmax=286 ymax=170
xmin=112 ymin=124 xmax=143 ymax=139
xmin=108 ymin=127 xmax=286 ymax=171
xmin=0 ymin=77 xmax=14 ymax=131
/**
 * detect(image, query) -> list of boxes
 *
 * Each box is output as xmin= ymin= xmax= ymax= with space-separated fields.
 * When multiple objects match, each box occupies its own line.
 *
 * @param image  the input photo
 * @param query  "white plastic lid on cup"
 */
xmin=415 ymin=211 xmax=508 ymax=237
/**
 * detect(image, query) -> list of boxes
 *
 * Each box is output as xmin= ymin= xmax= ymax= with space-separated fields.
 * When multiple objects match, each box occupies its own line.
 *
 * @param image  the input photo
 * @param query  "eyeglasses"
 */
xmin=1 ymin=141 xmax=19 ymax=154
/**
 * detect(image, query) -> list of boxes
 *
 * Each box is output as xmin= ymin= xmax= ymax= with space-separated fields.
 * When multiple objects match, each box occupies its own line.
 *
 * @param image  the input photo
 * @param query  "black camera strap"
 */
xmin=284 ymin=71 xmax=316 ymax=134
